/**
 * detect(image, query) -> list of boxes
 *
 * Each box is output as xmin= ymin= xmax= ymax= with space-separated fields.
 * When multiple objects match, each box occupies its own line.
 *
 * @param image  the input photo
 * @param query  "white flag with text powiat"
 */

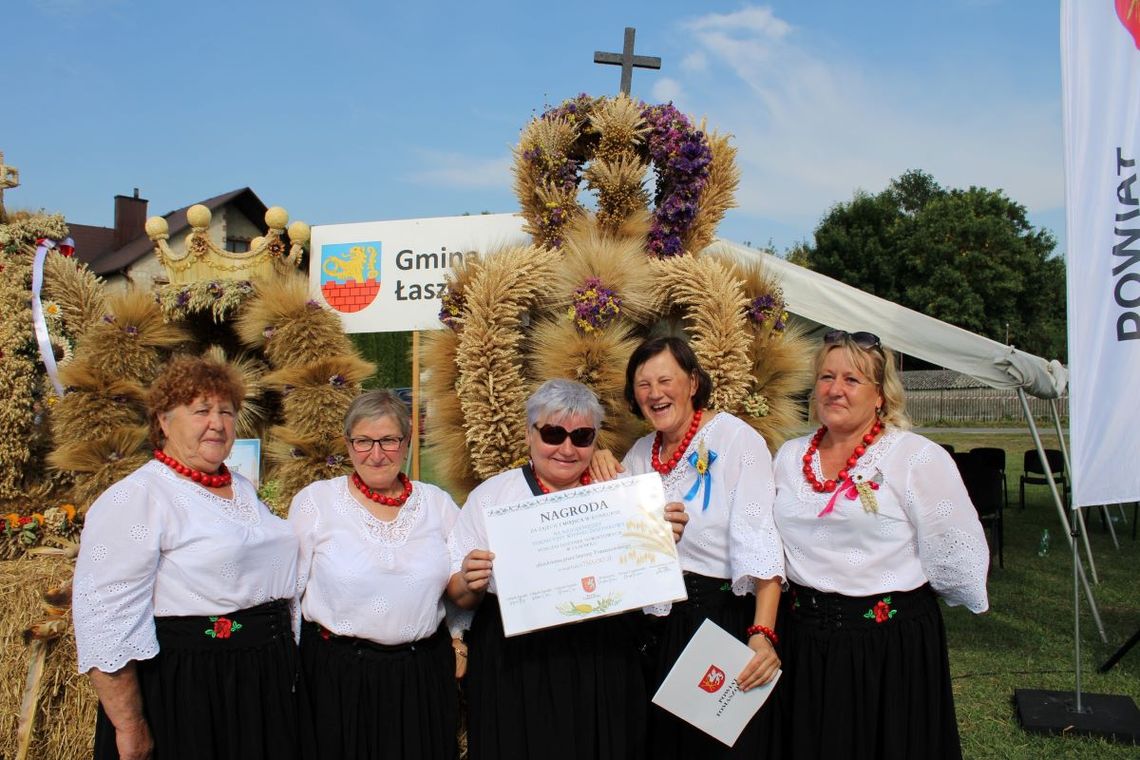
xmin=1061 ymin=0 xmax=1140 ymax=507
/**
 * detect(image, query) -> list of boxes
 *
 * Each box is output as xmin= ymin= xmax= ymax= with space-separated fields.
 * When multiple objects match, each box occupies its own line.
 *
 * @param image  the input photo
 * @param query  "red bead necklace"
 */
xmin=351 ymin=471 xmax=413 ymax=506
xmin=531 ymin=465 xmax=591 ymax=495
xmin=154 ymin=449 xmax=232 ymax=488
xmin=651 ymin=408 xmax=703 ymax=475
xmin=801 ymin=420 xmax=884 ymax=493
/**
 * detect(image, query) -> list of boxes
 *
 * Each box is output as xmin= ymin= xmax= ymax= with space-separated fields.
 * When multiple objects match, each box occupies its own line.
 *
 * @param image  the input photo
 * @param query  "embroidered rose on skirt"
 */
xmin=863 ymin=597 xmax=897 ymax=624
xmin=205 ymin=616 xmax=243 ymax=639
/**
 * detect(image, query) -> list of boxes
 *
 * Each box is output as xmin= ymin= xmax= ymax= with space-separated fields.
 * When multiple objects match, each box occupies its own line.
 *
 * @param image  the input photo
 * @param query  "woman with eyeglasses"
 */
xmin=447 ymin=378 xmax=681 ymax=760
xmin=603 ymin=336 xmax=785 ymax=760
xmin=288 ymin=389 xmax=465 ymax=759
xmin=771 ymin=331 xmax=989 ymax=760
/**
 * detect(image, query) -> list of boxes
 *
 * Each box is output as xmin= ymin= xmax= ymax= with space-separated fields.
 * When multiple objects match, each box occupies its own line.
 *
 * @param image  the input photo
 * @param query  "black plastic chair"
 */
xmin=1019 ymin=449 xmax=1068 ymax=510
xmin=940 ymin=443 xmax=955 ymax=455
xmin=970 ymin=447 xmax=1008 ymax=510
xmin=958 ymin=457 xmax=1005 ymax=568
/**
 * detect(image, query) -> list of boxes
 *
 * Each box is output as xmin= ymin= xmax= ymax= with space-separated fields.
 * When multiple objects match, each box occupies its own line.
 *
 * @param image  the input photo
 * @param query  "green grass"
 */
xmin=415 ymin=431 xmax=1139 ymax=757
xmin=923 ymin=430 xmax=1140 ymax=758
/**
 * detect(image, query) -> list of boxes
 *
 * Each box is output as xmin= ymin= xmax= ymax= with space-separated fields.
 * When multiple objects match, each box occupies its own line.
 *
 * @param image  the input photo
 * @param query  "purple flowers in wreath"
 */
xmin=568 ymin=277 xmax=622 ymax=333
xmin=746 ymin=291 xmax=789 ymax=333
xmin=641 ymin=103 xmax=713 ymax=257
xmin=522 ymin=95 xmax=713 ymax=257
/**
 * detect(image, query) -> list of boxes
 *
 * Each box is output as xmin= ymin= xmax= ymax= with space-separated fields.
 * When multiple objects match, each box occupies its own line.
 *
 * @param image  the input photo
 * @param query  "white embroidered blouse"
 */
xmin=73 ymin=460 xmax=299 ymax=674
xmin=622 ymin=412 xmax=785 ymax=608
xmin=772 ymin=427 xmax=990 ymax=613
xmin=448 ymin=468 xmax=535 ymax=598
xmin=290 ymin=476 xmax=466 ymax=644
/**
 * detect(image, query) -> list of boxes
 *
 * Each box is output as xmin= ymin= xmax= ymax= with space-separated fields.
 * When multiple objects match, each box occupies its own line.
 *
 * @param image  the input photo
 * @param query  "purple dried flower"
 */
xmin=746 ymin=291 xmax=789 ymax=333
xmin=263 ymin=326 xmax=276 ymax=341
xmin=102 ymin=314 xmax=116 ymax=324
xmin=568 ymin=277 xmax=622 ymax=333
xmin=175 ymin=289 xmax=191 ymax=306
xmin=329 ymin=374 xmax=346 ymax=388
xmin=123 ymin=325 xmax=139 ymax=337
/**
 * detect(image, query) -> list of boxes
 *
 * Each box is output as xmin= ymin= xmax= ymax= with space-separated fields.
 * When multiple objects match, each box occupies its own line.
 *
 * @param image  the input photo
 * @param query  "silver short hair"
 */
xmin=526 ymin=379 xmax=605 ymax=428
xmin=343 ymin=389 xmax=411 ymax=439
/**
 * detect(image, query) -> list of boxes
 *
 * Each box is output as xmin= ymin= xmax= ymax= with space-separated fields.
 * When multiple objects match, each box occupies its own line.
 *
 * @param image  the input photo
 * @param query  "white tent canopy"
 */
xmin=712 ymin=239 xmax=1069 ymax=399
xmin=713 ymin=239 xmax=1112 ymax=638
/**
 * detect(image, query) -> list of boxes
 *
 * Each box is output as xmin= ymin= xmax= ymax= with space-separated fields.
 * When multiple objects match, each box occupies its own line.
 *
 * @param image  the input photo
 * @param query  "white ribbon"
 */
xmin=31 ymin=240 xmax=65 ymax=397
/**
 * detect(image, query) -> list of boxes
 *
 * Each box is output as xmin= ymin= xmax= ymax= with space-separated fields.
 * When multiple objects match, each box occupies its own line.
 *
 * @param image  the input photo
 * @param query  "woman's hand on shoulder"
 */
xmin=663 ymin=501 xmax=688 ymax=543
xmin=589 ymin=449 xmax=625 ymax=482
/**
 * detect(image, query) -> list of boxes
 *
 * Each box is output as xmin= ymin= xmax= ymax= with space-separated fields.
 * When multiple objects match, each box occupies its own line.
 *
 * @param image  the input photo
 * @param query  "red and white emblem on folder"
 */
xmin=581 ymin=576 xmax=596 ymax=593
xmin=697 ymin=665 xmax=726 ymax=693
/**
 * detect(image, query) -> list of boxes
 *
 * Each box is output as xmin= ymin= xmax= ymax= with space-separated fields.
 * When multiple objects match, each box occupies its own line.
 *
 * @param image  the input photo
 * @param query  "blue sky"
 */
xmin=5 ymin=0 xmax=1064 ymax=254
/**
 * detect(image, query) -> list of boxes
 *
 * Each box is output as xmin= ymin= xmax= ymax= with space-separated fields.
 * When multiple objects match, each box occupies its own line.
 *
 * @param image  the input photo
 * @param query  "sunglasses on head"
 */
xmin=533 ymin=424 xmax=597 ymax=448
xmin=823 ymin=330 xmax=882 ymax=351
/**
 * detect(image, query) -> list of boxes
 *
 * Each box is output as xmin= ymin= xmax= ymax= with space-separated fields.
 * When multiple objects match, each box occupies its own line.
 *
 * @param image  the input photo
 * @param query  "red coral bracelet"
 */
xmin=746 ymin=624 xmax=778 ymax=646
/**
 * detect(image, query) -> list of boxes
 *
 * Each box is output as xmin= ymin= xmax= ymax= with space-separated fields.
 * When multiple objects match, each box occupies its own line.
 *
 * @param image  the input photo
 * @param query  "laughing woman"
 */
xmin=289 ymin=389 xmax=464 ymax=760
xmin=617 ymin=336 xmax=785 ymax=759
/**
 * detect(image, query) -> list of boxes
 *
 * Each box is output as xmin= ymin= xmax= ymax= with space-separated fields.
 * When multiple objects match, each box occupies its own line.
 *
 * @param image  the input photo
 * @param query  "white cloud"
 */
xmin=673 ymin=5 xmax=1063 ymax=230
xmin=651 ymin=77 xmax=685 ymax=105
xmin=687 ymin=6 xmax=791 ymax=39
xmin=405 ymin=150 xmax=513 ymax=190
xmin=680 ymin=52 xmax=708 ymax=74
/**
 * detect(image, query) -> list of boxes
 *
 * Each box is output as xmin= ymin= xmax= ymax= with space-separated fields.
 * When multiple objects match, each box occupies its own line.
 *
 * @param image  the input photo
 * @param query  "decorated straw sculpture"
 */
xmin=0 ymin=202 xmax=373 ymax=757
xmin=425 ymin=94 xmax=813 ymax=499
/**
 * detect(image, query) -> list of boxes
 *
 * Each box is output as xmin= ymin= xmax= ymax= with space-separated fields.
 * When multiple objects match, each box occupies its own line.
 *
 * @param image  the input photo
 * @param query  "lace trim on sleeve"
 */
xmin=74 ymin=571 xmax=161 ymax=673
xmin=919 ymin=527 xmax=990 ymax=612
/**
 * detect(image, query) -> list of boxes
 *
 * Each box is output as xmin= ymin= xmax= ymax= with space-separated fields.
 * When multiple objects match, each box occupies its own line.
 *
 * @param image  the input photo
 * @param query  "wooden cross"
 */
xmin=594 ymin=27 xmax=661 ymax=96
xmin=0 ymin=151 xmax=18 ymax=218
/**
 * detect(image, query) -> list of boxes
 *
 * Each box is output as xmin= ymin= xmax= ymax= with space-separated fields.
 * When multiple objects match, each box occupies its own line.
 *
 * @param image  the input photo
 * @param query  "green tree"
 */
xmin=795 ymin=170 xmax=1066 ymax=360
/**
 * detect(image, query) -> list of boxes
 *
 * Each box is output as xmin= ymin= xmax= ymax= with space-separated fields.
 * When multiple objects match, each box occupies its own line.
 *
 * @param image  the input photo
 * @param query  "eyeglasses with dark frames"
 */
xmin=533 ymin=424 xmax=597 ymax=448
xmin=348 ymin=436 xmax=406 ymax=453
xmin=823 ymin=330 xmax=882 ymax=351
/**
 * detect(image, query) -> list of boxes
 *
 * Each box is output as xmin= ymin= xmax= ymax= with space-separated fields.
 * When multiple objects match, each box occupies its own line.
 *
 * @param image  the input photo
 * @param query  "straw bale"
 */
xmin=0 ymin=557 xmax=96 ymax=760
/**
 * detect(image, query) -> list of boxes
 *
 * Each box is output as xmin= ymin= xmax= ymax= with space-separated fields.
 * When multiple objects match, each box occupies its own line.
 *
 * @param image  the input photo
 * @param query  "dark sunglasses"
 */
xmin=823 ymin=330 xmax=882 ymax=351
xmin=533 ymin=424 xmax=597 ymax=448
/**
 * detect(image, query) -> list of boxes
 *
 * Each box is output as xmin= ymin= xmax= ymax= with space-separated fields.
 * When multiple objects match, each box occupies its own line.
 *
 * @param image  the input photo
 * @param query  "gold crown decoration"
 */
xmin=146 ymin=205 xmax=310 ymax=285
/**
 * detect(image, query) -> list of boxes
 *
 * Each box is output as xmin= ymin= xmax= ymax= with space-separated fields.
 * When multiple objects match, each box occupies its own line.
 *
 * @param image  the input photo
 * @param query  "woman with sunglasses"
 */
xmin=771 ymin=331 xmax=989 ymax=760
xmin=448 ymin=378 xmax=672 ymax=760
xmin=610 ymin=336 xmax=785 ymax=759
xmin=288 ymin=389 xmax=465 ymax=759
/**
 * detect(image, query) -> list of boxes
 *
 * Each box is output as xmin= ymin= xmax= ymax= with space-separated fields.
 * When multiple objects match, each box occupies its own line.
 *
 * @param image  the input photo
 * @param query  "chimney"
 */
xmin=113 ymin=188 xmax=148 ymax=249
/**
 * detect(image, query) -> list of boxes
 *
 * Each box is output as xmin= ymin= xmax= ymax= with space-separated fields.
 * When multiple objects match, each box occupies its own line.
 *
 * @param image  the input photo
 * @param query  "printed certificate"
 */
xmin=651 ymin=619 xmax=780 ymax=747
xmin=483 ymin=473 xmax=686 ymax=637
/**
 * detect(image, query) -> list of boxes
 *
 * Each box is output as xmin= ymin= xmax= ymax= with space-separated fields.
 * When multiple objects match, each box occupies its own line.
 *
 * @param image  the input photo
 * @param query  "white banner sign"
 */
xmin=1062 ymin=1 xmax=1140 ymax=507
xmin=309 ymin=213 xmax=529 ymax=333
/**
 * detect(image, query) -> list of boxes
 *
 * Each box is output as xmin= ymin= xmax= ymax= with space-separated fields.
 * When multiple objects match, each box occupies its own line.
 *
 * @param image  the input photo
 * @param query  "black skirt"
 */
xmin=775 ymin=582 xmax=962 ymax=760
xmin=465 ymin=593 xmax=648 ymax=760
xmin=93 ymin=599 xmax=311 ymax=760
xmin=646 ymin=573 xmax=780 ymax=759
xmin=299 ymin=620 xmax=458 ymax=760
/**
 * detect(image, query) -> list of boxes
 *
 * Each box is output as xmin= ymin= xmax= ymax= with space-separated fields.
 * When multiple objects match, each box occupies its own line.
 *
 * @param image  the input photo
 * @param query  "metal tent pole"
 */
xmin=1051 ymin=398 xmax=1119 ymax=552
xmin=1019 ymin=389 xmax=1107 ymax=642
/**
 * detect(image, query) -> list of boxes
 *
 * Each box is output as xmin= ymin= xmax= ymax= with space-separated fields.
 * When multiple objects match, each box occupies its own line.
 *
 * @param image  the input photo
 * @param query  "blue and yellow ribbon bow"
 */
xmin=683 ymin=441 xmax=718 ymax=511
